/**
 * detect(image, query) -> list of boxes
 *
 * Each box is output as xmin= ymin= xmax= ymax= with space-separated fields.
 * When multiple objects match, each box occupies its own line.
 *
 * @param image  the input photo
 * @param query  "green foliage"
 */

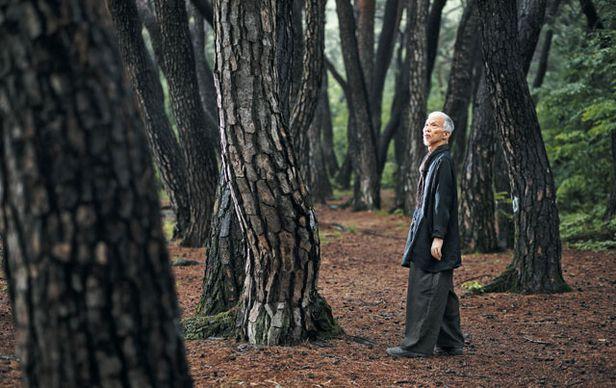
xmin=536 ymin=3 xmax=616 ymax=250
xmin=559 ymin=210 xmax=616 ymax=251
xmin=461 ymin=280 xmax=484 ymax=293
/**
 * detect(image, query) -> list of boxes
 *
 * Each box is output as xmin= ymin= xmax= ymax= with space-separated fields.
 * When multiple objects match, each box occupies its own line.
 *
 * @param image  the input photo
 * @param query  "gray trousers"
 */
xmin=400 ymin=262 xmax=464 ymax=354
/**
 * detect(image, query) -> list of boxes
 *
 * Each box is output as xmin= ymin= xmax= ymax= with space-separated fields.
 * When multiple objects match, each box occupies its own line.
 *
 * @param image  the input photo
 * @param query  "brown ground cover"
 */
xmin=1 ymin=191 xmax=615 ymax=386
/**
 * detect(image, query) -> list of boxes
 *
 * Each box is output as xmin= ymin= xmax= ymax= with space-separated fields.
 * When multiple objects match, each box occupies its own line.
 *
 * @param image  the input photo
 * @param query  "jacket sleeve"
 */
xmin=432 ymin=157 xmax=454 ymax=239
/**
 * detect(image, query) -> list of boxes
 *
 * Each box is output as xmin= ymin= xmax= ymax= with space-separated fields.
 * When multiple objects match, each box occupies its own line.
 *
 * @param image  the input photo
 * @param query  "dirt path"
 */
xmin=1 ymin=192 xmax=615 ymax=386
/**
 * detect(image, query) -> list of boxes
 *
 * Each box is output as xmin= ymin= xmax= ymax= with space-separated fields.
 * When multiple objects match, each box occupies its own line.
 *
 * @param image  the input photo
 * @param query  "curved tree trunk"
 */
xmin=0 ymin=2 xmax=192 ymax=385
xmin=401 ymin=0 xmax=430 ymax=215
xmin=213 ymin=0 xmax=340 ymax=345
xmin=152 ymin=0 xmax=220 ymax=247
xmin=357 ymin=0 xmax=375 ymax=103
xmin=336 ymin=0 xmax=380 ymax=210
xmin=107 ymin=0 xmax=191 ymax=240
xmin=478 ymin=0 xmax=568 ymax=293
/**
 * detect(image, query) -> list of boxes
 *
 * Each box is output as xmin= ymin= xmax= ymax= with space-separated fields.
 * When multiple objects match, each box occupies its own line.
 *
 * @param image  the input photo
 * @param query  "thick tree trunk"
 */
xmin=336 ymin=151 xmax=354 ymax=190
xmin=198 ymin=173 xmax=246 ymax=316
xmin=152 ymin=0 xmax=220 ymax=247
xmin=426 ymin=0 xmax=447 ymax=86
xmin=401 ymin=0 xmax=430 ymax=214
xmin=213 ymin=0 xmax=340 ymax=345
xmin=320 ymin=75 xmax=339 ymax=176
xmin=336 ymin=0 xmax=380 ymax=210
xmin=460 ymin=0 xmax=546 ymax=253
xmin=478 ymin=0 xmax=568 ymax=293
xmin=459 ymin=74 xmax=498 ymax=252
xmin=371 ymin=0 xmax=402 ymax=134
xmin=442 ymin=0 xmax=479 ymax=170
xmin=0 ymin=2 xmax=192 ymax=385
xmin=107 ymin=0 xmax=191 ymax=240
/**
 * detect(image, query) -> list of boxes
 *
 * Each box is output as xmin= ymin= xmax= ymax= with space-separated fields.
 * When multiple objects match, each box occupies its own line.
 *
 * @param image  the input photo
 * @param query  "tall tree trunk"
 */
xmin=494 ymin=144 xmax=515 ymax=249
xmin=532 ymin=0 xmax=562 ymax=89
xmin=0 ymin=2 xmax=192 ymax=385
xmin=442 ymin=0 xmax=479 ymax=170
xmin=459 ymin=74 xmax=498 ymax=252
xmin=198 ymin=173 xmax=246 ymax=316
xmin=426 ymin=0 xmax=447 ymax=86
xmin=401 ymin=0 xmax=430 ymax=215
xmin=460 ymin=0 xmax=546 ymax=253
xmin=371 ymin=0 xmax=403 ymax=134
xmin=213 ymin=0 xmax=340 ymax=345
xmin=357 ymin=0 xmax=376 ymax=110
xmin=478 ymin=0 xmax=568 ymax=293
xmin=188 ymin=2 xmax=219 ymax=132
xmin=107 ymin=0 xmax=191 ymax=240
xmin=336 ymin=151 xmax=354 ymax=190
xmin=379 ymin=27 xmax=409 ymax=177
xmin=290 ymin=0 xmax=326 ymax=182
xmin=307 ymin=87 xmax=334 ymax=203
xmin=336 ymin=0 xmax=380 ymax=210
xmin=152 ymin=0 xmax=220 ymax=247
xmin=320 ymin=75 xmax=339 ymax=176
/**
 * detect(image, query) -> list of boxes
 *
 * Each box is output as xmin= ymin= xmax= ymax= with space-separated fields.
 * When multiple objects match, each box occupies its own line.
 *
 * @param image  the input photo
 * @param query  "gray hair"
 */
xmin=428 ymin=111 xmax=454 ymax=134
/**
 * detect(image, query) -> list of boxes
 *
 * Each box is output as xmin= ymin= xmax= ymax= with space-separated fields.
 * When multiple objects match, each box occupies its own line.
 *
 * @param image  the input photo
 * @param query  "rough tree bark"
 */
xmin=290 ymin=0 xmax=326 ymax=182
xmin=401 ymin=0 xmax=430 ymax=214
xmin=336 ymin=0 xmax=380 ymax=210
xmin=0 ymin=2 xmax=192 ymax=385
xmin=478 ymin=0 xmax=568 ymax=293
xmin=460 ymin=0 xmax=546 ymax=253
xmin=107 ymin=0 xmax=191 ymax=240
xmin=459 ymin=74 xmax=498 ymax=253
xmin=197 ymin=173 xmax=246 ymax=316
xmin=213 ymin=0 xmax=341 ymax=345
xmin=152 ymin=0 xmax=220 ymax=247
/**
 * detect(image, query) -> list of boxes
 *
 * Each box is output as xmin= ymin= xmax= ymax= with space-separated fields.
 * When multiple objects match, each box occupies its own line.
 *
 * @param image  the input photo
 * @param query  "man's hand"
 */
xmin=431 ymin=238 xmax=444 ymax=261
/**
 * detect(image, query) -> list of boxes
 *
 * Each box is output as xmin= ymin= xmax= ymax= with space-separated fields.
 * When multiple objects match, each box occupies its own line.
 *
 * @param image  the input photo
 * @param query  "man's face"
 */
xmin=422 ymin=115 xmax=450 ymax=147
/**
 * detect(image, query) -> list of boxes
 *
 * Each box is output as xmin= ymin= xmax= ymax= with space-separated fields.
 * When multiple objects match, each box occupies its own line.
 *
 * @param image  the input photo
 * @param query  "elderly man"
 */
xmin=387 ymin=111 xmax=464 ymax=358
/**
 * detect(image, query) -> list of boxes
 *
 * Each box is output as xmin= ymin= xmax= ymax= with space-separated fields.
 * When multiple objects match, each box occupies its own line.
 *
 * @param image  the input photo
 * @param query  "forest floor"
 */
xmin=1 ymin=190 xmax=615 ymax=387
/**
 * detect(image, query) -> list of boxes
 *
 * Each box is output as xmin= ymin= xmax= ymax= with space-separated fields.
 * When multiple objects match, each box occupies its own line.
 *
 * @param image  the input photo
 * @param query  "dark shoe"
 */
xmin=386 ymin=346 xmax=430 ymax=358
xmin=434 ymin=346 xmax=464 ymax=356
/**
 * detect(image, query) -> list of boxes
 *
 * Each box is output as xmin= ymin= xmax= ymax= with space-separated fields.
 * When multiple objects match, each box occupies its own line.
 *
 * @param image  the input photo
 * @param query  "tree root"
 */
xmin=182 ymin=308 xmax=238 ymax=340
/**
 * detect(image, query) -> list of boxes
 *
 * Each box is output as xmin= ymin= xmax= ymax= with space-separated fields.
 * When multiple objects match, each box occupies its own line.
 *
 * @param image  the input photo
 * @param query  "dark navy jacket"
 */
xmin=401 ymin=146 xmax=461 ymax=272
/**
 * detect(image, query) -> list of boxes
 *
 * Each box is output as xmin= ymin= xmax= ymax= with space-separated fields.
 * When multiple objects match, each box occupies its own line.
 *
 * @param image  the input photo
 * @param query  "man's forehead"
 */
xmin=426 ymin=115 xmax=444 ymax=124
